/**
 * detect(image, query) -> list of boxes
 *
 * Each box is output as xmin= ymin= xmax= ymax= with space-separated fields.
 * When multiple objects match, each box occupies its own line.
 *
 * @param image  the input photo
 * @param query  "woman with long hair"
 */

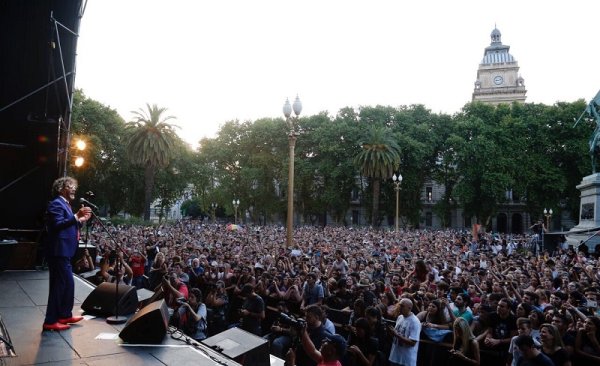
xmin=365 ymin=306 xmax=390 ymax=356
xmin=148 ymin=251 xmax=168 ymax=290
xmin=539 ymin=323 xmax=571 ymax=366
xmin=515 ymin=302 xmax=533 ymax=319
xmin=575 ymin=316 xmax=600 ymax=363
xmin=417 ymin=299 xmax=450 ymax=330
xmin=449 ymin=317 xmax=480 ymax=365
xmin=379 ymin=291 xmax=398 ymax=320
xmin=204 ymin=280 xmax=228 ymax=335
xmin=405 ymin=259 xmax=429 ymax=286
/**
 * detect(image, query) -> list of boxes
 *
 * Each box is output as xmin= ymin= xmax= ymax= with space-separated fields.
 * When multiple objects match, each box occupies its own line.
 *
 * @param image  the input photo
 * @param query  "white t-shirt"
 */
xmin=331 ymin=258 xmax=349 ymax=275
xmin=389 ymin=313 xmax=421 ymax=366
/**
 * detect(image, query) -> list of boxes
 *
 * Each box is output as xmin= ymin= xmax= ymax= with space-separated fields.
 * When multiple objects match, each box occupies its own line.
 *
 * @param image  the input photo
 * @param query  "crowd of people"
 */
xmin=78 ymin=219 xmax=600 ymax=366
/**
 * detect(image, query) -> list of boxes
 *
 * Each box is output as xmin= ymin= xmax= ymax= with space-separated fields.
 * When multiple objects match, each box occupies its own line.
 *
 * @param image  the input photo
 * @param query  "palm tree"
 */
xmin=354 ymin=126 xmax=401 ymax=227
xmin=126 ymin=103 xmax=178 ymax=221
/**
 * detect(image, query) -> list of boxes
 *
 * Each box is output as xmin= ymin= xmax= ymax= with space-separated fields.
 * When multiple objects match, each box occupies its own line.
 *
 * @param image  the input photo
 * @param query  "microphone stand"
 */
xmin=85 ymin=208 xmax=128 ymax=325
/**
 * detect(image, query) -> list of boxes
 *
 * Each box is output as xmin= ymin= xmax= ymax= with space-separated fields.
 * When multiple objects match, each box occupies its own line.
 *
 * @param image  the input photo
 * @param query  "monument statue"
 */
xmin=575 ymin=90 xmax=600 ymax=173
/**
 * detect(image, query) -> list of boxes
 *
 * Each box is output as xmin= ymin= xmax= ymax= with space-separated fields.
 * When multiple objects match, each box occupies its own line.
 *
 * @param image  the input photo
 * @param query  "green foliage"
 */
xmin=71 ymin=90 xmax=591 ymax=230
xmin=71 ymin=90 xmax=143 ymax=216
xmin=126 ymin=103 xmax=180 ymax=221
xmin=354 ymin=124 xmax=401 ymax=226
xmin=180 ymin=198 xmax=205 ymax=218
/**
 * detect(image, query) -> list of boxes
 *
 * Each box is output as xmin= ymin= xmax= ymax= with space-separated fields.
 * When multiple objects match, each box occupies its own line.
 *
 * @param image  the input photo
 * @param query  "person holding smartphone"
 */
xmin=388 ymin=298 xmax=421 ymax=366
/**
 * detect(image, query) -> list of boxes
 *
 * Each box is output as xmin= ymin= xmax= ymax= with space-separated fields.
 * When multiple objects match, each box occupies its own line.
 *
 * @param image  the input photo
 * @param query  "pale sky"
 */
xmin=75 ymin=0 xmax=600 ymax=147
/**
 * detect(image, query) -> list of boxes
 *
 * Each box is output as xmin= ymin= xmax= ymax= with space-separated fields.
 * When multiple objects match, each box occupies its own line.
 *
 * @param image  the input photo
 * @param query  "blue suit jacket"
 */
xmin=45 ymin=196 xmax=80 ymax=258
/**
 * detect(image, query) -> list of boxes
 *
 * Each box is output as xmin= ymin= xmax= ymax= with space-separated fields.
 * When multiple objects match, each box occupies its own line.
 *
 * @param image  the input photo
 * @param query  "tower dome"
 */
xmin=472 ymin=27 xmax=526 ymax=104
xmin=491 ymin=27 xmax=502 ymax=44
xmin=481 ymin=26 xmax=514 ymax=64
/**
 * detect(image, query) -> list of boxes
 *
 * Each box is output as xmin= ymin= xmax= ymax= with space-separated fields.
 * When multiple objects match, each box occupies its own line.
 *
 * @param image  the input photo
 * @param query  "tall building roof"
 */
xmin=481 ymin=27 xmax=515 ymax=64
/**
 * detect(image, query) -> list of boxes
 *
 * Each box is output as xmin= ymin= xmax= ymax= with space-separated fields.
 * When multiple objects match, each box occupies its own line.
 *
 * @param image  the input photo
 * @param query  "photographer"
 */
xmin=292 ymin=304 xmax=332 ymax=366
xmin=286 ymin=328 xmax=346 ymax=366
xmin=73 ymin=248 xmax=95 ymax=274
xmin=270 ymin=302 xmax=296 ymax=359
xmin=205 ymin=280 xmax=228 ymax=335
xmin=98 ymin=251 xmax=133 ymax=285
xmin=169 ymin=288 xmax=208 ymax=341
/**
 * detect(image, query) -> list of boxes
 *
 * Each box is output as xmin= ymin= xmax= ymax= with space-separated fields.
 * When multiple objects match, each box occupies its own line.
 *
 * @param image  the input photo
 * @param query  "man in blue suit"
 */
xmin=43 ymin=177 xmax=92 ymax=331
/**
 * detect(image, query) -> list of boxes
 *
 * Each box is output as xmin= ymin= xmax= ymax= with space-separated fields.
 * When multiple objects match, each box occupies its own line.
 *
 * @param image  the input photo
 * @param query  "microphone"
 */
xmin=79 ymin=197 xmax=99 ymax=211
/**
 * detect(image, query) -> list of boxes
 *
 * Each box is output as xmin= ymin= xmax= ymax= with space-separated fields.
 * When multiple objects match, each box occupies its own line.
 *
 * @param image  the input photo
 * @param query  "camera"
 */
xmin=278 ymin=313 xmax=306 ymax=331
xmin=176 ymin=297 xmax=187 ymax=305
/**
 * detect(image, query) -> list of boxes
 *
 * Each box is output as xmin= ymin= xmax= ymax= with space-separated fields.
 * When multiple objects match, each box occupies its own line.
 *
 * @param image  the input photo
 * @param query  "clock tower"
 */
xmin=472 ymin=27 xmax=526 ymax=104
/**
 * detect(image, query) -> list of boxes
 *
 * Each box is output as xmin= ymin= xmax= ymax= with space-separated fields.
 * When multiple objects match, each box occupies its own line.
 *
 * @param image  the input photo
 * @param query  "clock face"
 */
xmin=494 ymin=75 xmax=504 ymax=85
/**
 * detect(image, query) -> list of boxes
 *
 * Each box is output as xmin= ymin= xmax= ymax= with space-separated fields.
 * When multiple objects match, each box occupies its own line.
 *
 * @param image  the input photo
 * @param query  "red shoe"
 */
xmin=43 ymin=322 xmax=71 ymax=331
xmin=58 ymin=316 xmax=84 ymax=324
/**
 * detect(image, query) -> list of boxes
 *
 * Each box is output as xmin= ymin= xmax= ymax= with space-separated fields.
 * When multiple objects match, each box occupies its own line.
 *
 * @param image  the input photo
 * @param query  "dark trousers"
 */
xmin=45 ymin=257 xmax=74 ymax=324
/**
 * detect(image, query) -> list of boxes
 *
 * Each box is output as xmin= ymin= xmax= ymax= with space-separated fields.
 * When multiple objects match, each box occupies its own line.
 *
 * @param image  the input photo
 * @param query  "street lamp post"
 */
xmin=283 ymin=95 xmax=302 ymax=248
xmin=543 ymin=208 xmax=553 ymax=230
xmin=233 ymin=199 xmax=240 ymax=224
xmin=392 ymin=173 xmax=403 ymax=231
xmin=542 ymin=208 xmax=553 ymax=253
xmin=211 ymin=203 xmax=217 ymax=224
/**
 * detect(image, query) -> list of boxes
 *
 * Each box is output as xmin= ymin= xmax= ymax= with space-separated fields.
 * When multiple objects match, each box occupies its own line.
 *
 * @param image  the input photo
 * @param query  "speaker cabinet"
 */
xmin=119 ymin=300 xmax=169 ymax=344
xmin=202 ymin=327 xmax=269 ymax=366
xmin=81 ymin=282 xmax=138 ymax=316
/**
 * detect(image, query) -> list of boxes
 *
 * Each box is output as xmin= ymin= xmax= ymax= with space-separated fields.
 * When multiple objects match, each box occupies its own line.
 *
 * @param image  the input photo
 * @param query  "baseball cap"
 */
xmin=323 ymin=333 xmax=346 ymax=357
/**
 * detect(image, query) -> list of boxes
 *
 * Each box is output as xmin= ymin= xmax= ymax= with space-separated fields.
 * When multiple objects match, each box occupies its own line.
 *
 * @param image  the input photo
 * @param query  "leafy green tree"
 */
xmin=391 ymin=105 xmax=440 ymax=227
xmin=154 ymin=137 xmax=195 ymax=222
xmin=451 ymin=103 xmax=514 ymax=226
xmin=126 ymin=104 xmax=179 ymax=221
xmin=311 ymin=112 xmax=361 ymax=224
xmin=71 ymin=89 xmax=142 ymax=216
xmin=180 ymin=198 xmax=205 ymax=218
xmin=508 ymin=101 xmax=588 ymax=221
xmin=238 ymin=118 xmax=288 ymax=224
xmin=354 ymin=125 xmax=401 ymax=227
xmin=430 ymin=113 xmax=458 ymax=227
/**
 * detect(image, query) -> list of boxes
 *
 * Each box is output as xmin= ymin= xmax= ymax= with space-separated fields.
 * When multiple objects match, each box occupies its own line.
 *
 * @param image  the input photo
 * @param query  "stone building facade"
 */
xmin=472 ymin=27 xmax=527 ymax=105
xmin=420 ymin=27 xmax=531 ymax=233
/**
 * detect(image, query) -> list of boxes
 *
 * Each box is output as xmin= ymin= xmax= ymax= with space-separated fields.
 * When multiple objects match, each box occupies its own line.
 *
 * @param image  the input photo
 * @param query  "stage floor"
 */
xmin=0 ymin=270 xmax=245 ymax=365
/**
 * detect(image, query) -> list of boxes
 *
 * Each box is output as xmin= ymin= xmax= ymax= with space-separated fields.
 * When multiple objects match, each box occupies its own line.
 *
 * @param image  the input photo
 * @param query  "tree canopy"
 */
xmin=70 ymin=91 xmax=591 ymax=229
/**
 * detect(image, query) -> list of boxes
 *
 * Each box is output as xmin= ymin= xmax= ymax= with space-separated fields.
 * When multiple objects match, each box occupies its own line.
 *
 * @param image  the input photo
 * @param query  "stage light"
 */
xmin=74 ymin=156 xmax=84 ymax=167
xmin=75 ymin=139 xmax=86 ymax=151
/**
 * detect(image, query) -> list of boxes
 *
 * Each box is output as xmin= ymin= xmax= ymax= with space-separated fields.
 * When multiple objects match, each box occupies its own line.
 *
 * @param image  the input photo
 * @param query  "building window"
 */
xmin=425 ymin=212 xmax=432 ymax=227
xmin=426 ymin=186 xmax=433 ymax=202
xmin=351 ymin=188 xmax=359 ymax=201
